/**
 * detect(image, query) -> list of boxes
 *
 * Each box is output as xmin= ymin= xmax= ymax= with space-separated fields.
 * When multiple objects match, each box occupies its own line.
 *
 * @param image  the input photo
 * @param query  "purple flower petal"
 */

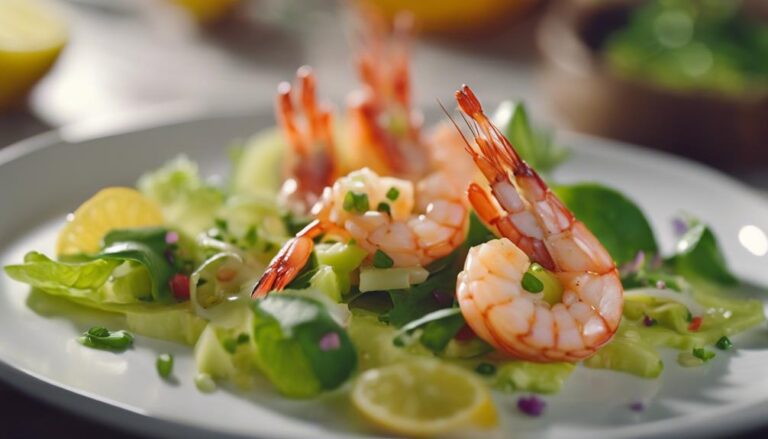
xmin=629 ymin=401 xmax=645 ymax=412
xmin=642 ymin=315 xmax=656 ymax=327
xmin=319 ymin=332 xmax=341 ymax=351
xmin=165 ymin=231 xmax=179 ymax=245
xmin=620 ymin=251 xmax=646 ymax=275
xmin=517 ymin=395 xmax=546 ymax=417
xmin=672 ymin=218 xmax=688 ymax=237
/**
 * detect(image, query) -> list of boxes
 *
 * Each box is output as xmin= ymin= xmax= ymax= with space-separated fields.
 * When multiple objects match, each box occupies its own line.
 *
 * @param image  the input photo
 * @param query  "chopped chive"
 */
xmin=343 ymin=191 xmax=355 ymax=212
xmin=156 ymin=353 xmax=174 ymax=378
xmin=692 ymin=347 xmax=716 ymax=362
xmin=343 ymin=191 xmax=370 ymax=213
xmin=386 ymin=187 xmax=400 ymax=201
xmin=377 ymin=202 xmax=391 ymax=216
xmin=244 ymin=226 xmax=258 ymax=246
xmin=715 ymin=336 xmax=733 ymax=350
xmin=475 ymin=363 xmax=497 ymax=376
xmin=214 ymin=218 xmax=228 ymax=231
xmin=87 ymin=326 xmax=110 ymax=338
xmin=685 ymin=310 xmax=693 ymax=323
xmin=373 ymin=249 xmax=394 ymax=268
xmin=522 ymin=272 xmax=544 ymax=293
xmin=392 ymin=337 xmax=405 ymax=347
xmin=222 ymin=338 xmax=238 ymax=354
xmin=237 ymin=333 xmax=250 ymax=344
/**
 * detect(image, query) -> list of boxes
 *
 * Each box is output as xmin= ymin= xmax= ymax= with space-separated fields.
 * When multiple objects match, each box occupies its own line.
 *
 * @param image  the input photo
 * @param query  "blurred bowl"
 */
xmin=537 ymin=0 xmax=768 ymax=169
xmin=352 ymin=0 xmax=540 ymax=34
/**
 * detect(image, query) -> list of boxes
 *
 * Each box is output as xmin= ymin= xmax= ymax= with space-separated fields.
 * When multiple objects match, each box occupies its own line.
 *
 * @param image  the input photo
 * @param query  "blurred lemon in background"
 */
xmin=354 ymin=0 xmax=538 ymax=33
xmin=0 ymin=0 xmax=67 ymax=113
xmin=170 ymin=0 xmax=240 ymax=25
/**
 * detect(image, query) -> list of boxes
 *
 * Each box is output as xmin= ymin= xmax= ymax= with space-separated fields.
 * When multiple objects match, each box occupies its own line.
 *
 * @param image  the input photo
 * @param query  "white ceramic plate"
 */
xmin=1 ymin=109 xmax=768 ymax=439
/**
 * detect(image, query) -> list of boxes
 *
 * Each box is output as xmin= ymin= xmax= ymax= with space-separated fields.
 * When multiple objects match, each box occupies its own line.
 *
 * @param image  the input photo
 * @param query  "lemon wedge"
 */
xmin=0 ymin=0 xmax=67 ymax=112
xmin=351 ymin=359 xmax=497 ymax=437
xmin=56 ymin=187 xmax=165 ymax=256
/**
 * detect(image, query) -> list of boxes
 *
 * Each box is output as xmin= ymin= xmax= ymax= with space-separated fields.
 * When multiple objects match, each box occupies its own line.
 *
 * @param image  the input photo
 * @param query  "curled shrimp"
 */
xmin=252 ymin=167 xmax=469 ymax=298
xmin=276 ymin=66 xmax=337 ymax=214
xmin=452 ymin=85 xmax=623 ymax=362
xmin=346 ymin=12 xmax=430 ymax=180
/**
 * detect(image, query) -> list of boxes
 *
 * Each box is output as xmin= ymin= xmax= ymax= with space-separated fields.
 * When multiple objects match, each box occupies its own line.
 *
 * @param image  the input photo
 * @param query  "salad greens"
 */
xmin=3 ymin=100 xmax=766 ymax=407
xmin=605 ymin=0 xmax=768 ymax=95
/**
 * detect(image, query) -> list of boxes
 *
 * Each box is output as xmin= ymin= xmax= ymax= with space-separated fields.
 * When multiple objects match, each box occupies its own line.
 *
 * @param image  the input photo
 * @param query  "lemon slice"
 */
xmin=351 ymin=359 xmax=497 ymax=437
xmin=0 ymin=0 xmax=68 ymax=112
xmin=56 ymin=187 xmax=164 ymax=256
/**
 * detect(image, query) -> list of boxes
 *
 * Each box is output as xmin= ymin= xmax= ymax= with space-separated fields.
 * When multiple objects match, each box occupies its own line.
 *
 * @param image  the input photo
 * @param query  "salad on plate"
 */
xmin=4 ymin=15 xmax=766 ymax=438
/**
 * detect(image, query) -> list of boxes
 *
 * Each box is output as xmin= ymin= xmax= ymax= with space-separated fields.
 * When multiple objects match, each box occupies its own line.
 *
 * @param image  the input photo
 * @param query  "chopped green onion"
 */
xmin=386 ymin=187 xmax=400 ymax=201
xmin=214 ymin=218 xmax=228 ymax=231
xmin=78 ymin=327 xmax=134 ymax=351
xmin=692 ymin=347 xmax=716 ymax=362
xmin=156 ymin=353 xmax=174 ymax=378
xmin=475 ymin=363 xmax=497 ymax=376
xmin=373 ymin=249 xmax=394 ymax=268
xmin=222 ymin=338 xmax=238 ymax=354
xmin=237 ymin=333 xmax=250 ymax=344
xmin=343 ymin=191 xmax=370 ymax=213
xmin=377 ymin=202 xmax=391 ymax=216
xmin=715 ymin=336 xmax=733 ymax=350
xmin=522 ymin=272 xmax=544 ymax=293
xmin=685 ymin=310 xmax=693 ymax=322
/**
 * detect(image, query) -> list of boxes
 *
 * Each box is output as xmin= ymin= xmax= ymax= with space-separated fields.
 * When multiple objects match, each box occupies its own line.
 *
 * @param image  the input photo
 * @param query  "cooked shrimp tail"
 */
xmin=347 ymin=11 xmax=429 ymax=179
xmin=251 ymin=220 xmax=324 ymax=299
xmin=276 ymin=66 xmax=337 ymax=213
xmin=453 ymin=85 xmax=623 ymax=362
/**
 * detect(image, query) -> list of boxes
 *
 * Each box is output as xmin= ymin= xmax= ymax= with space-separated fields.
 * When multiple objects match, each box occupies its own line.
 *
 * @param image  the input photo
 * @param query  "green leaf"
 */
xmin=554 ymin=183 xmax=658 ymax=265
xmin=98 ymin=241 xmax=175 ymax=303
xmin=251 ymin=294 xmax=357 ymax=397
xmin=670 ymin=222 xmax=738 ymax=286
xmin=5 ymin=252 xmax=120 ymax=300
xmin=372 ymin=250 xmax=394 ymax=269
xmin=393 ymin=307 xmax=465 ymax=352
xmin=495 ymin=101 xmax=569 ymax=174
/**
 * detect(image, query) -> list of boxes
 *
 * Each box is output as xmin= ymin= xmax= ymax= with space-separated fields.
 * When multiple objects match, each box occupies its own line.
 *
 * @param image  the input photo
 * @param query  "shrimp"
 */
xmin=346 ymin=11 xmax=430 ymax=180
xmin=252 ymin=166 xmax=469 ymax=298
xmin=452 ymin=85 xmax=623 ymax=362
xmin=276 ymin=66 xmax=337 ymax=214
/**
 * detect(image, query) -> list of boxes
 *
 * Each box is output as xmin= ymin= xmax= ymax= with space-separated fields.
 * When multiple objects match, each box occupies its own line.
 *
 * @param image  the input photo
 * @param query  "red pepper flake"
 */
xmin=454 ymin=324 xmax=476 ymax=341
xmin=170 ymin=274 xmax=190 ymax=300
xmin=688 ymin=316 xmax=703 ymax=332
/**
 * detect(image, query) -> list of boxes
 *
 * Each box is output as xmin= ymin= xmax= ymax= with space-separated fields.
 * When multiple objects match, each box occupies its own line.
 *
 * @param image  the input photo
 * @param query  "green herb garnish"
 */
xmin=386 ymin=187 xmax=400 ymax=201
xmin=377 ymin=202 xmax=391 ymax=216
xmin=156 ymin=353 xmax=174 ymax=378
xmin=343 ymin=191 xmax=370 ymax=213
xmin=522 ymin=271 xmax=544 ymax=293
xmin=715 ymin=336 xmax=733 ymax=350
xmin=475 ymin=363 xmax=497 ymax=376
xmin=373 ymin=250 xmax=394 ymax=269
xmin=78 ymin=327 xmax=134 ymax=351
xmin=692 ymin=347 xmax=716 ymax=362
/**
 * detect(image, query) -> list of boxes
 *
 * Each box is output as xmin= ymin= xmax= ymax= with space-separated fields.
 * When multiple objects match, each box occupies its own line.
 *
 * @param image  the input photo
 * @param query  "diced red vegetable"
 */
xmin=454 ymin=324 xmax=476 ymax=341
xmin=688 ymin=316 xmax=702 ymax=332
xmin=170 ymin=273 xmax=190 ymax=300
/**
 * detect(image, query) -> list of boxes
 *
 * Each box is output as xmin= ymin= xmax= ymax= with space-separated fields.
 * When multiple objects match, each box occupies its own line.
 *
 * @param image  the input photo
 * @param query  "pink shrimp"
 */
xmin=276 ymin=66 xmax=337 ymax=214
xmin=452 ymin=85 xmax=623 ymax=362
xmin=346 ymin=12 xmax=430 ymax=180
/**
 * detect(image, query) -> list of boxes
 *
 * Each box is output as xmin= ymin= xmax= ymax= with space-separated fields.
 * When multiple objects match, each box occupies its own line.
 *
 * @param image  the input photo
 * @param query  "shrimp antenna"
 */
xmin=437 ymin=98 xmax=472 ymax=150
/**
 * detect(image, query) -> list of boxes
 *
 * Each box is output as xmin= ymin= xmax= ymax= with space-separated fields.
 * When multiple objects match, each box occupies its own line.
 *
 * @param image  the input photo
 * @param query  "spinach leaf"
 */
xmin=251 ymin=294 xmax=357 ymax=397
xmin=98 ymin=227 xmax=177 ymax=303
xmin=393 ymin=307 xmax=466 ymax=352
xmin=670 ymin=222 xmax=738 ymax=286
xmin=495 ymin=101 xmax=569 ymax=174
xmin=554 ymin=183 xmax=658 ymax=265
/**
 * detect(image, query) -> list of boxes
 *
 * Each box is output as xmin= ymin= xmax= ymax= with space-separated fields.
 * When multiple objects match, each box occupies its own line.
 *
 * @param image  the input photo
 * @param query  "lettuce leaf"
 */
xmin=495 ymin=101 xmax=569 ymax=174
xmin=251 ymin=294 xmax=357 ymax=398
xmin=670 ymin=222 xmax=738 ymax=286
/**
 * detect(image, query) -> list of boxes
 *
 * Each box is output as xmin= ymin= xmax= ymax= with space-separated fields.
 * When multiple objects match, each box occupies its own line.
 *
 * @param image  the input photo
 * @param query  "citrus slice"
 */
xmin=0 ymin=0 xmax=68 ymax=112
xmin=56 ymin=187 xmax=164 ymax=256
xmin=351 ymin=359 xmax=497 ymax=437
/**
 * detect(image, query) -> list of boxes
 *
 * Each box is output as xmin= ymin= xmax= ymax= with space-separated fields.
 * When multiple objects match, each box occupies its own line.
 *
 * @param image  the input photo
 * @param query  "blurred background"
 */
xmin=1 ymin=0 xmax=768 ymax=436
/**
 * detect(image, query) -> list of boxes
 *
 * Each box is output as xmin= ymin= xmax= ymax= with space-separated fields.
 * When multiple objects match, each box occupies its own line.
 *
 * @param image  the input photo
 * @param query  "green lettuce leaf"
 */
xmin=495 ymin=101 xmax=569 ymax=174
xmin=670 ymin=222 xmax=738 ymax=286
xmin=554 ymin=183 xmax=658 ymax=265
xmin=251 ymin=294 xmax=357 ymax=398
